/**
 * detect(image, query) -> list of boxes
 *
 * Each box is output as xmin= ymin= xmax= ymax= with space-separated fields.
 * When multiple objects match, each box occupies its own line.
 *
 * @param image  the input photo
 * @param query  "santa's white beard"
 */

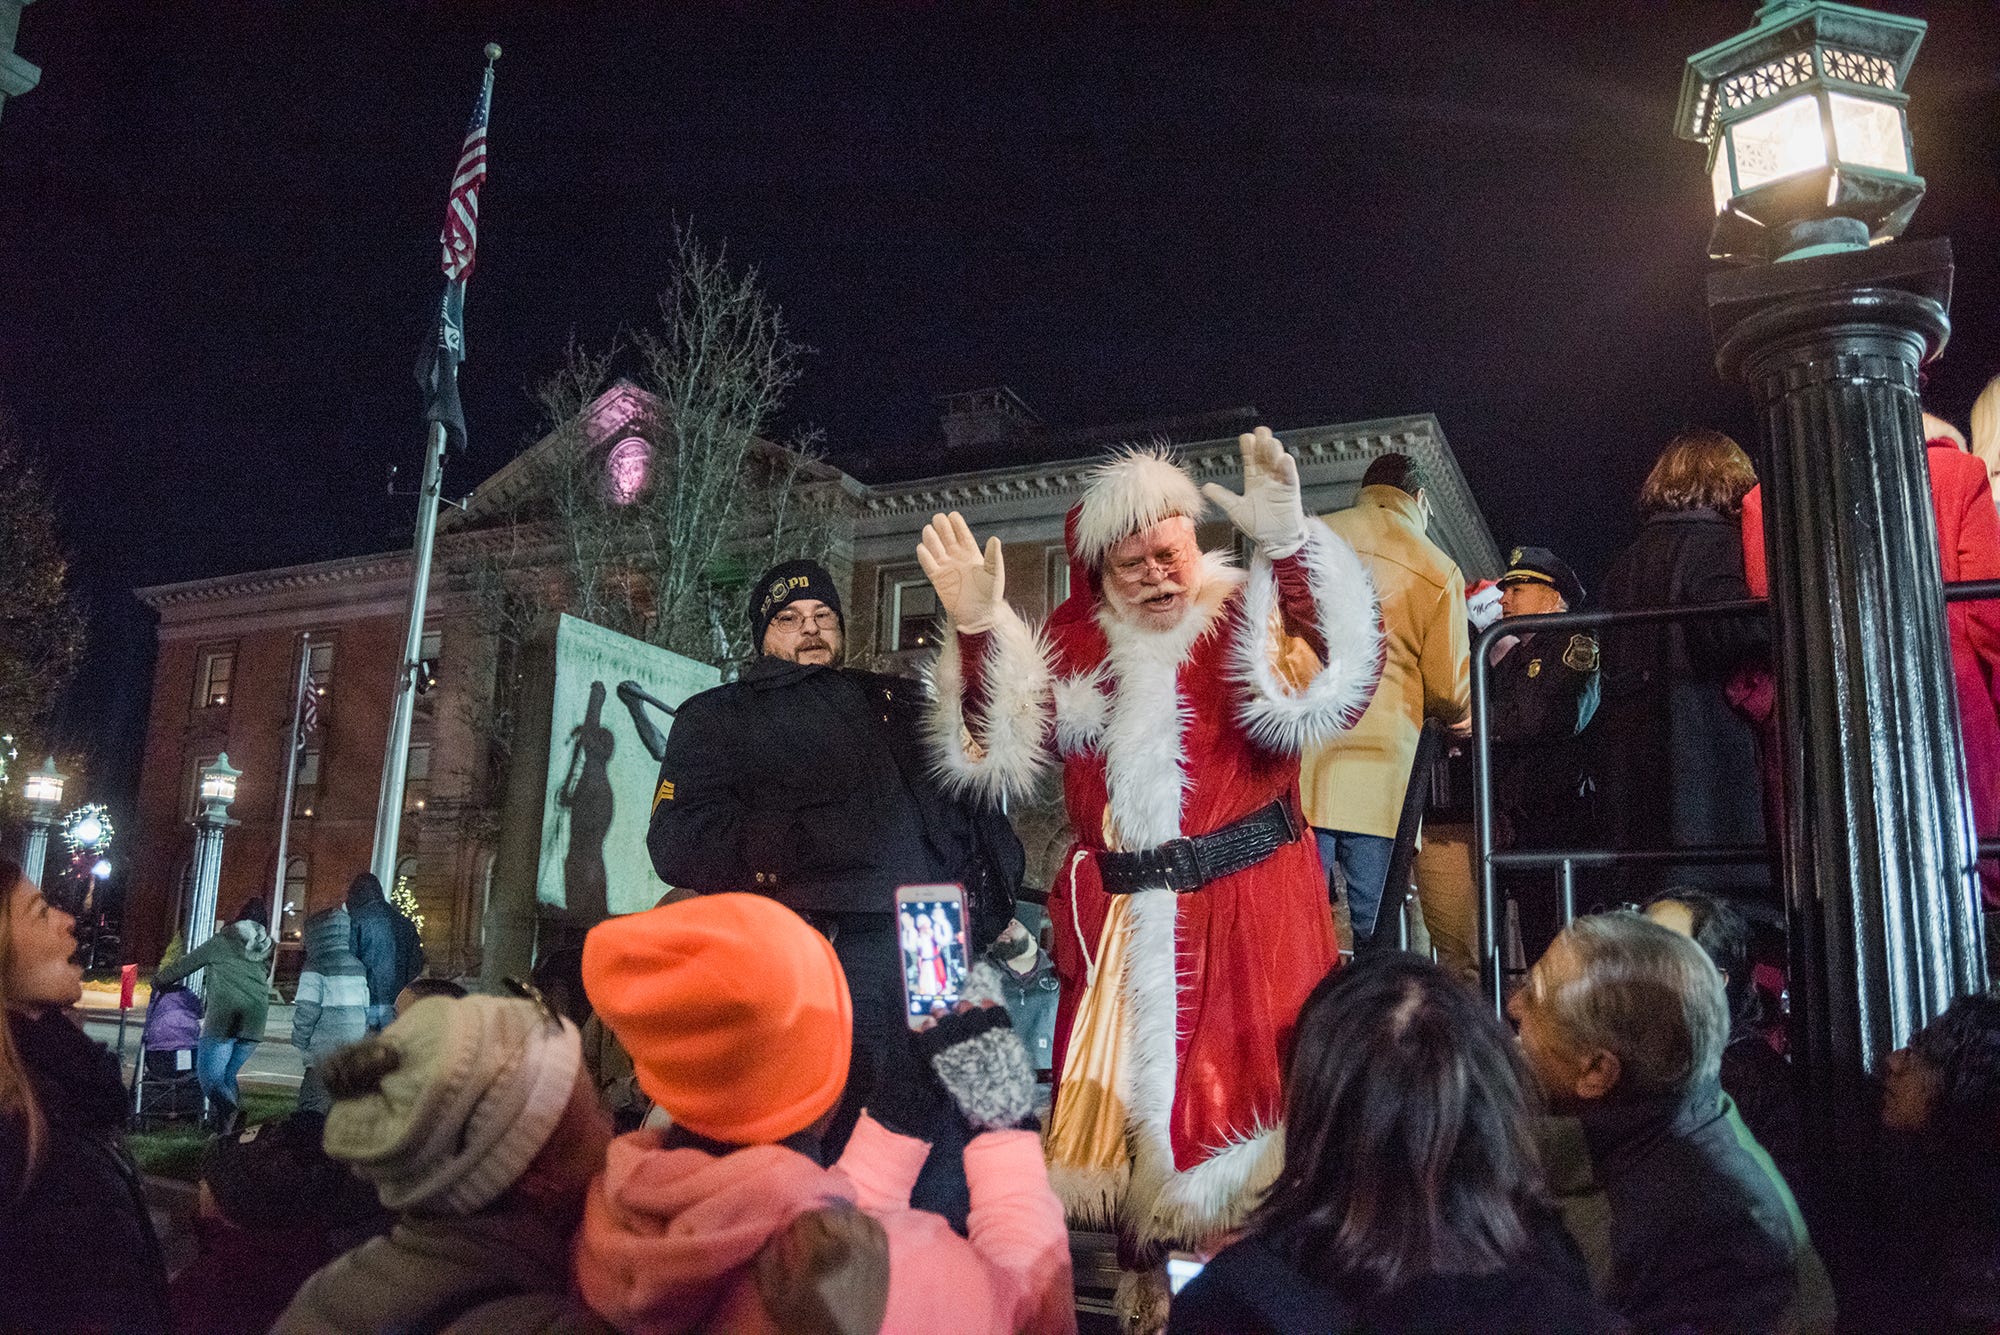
xmin=1102 ymin=575 xmax=1201 ymax=634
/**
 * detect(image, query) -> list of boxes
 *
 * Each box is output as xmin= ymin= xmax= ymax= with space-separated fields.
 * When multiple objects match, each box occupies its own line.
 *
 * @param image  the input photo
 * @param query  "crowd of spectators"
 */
xmin=9 ymin=398 xmax=2000 ymax=1333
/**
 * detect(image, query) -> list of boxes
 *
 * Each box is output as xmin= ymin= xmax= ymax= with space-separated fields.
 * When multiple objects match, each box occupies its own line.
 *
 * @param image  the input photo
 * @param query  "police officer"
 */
xmin=1489 ymin=546 xmax=1600 ymax=961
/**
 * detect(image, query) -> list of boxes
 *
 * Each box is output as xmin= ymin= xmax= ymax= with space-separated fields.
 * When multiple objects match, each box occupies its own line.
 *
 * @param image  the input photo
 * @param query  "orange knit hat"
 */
xmin=581 ymin=894 xmax=853 ymax=1145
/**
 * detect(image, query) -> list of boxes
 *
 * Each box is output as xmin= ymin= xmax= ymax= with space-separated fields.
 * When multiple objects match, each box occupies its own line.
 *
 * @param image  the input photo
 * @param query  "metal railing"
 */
xmin=1472 ymin=579 xmax=2000 ymax=1015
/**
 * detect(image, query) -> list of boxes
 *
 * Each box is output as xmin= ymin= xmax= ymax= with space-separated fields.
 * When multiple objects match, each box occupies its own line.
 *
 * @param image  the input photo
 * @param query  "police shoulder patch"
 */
xmin=654 ymin=778 xmax=676 ymax=810
xmin=1562 ymin=633 xmax=1599 ymax=673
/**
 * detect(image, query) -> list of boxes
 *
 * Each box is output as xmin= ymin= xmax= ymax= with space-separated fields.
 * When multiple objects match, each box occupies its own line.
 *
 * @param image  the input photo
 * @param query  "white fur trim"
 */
xmin=1232 ymin=524 xmax=1382 ymax=754
xmin=1073 ymin=446 xmax=1209 ymax=570
xmin=923 ymin=604 xmax=1055 ymax=803
xmin=1140 ymin=1124 xmax=1285 ymax=1246
xmin=1088 ymin=559 xmax=1250 ymax=1250
xmin=1048 ymin=1160 xmax=1129 ymax=1230
xmin=1051 ymin=665 xmax=1112 ymax=755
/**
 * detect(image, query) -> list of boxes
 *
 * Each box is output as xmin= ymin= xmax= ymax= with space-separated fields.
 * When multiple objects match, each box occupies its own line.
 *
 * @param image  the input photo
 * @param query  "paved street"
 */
xmin=78 ymin=999 xmax=305 ymax=1090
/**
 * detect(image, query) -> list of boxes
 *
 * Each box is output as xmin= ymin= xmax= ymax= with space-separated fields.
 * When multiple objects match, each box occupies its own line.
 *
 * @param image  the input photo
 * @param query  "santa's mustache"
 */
xmin=1137 ymin=581 xmax=1186 ymax=603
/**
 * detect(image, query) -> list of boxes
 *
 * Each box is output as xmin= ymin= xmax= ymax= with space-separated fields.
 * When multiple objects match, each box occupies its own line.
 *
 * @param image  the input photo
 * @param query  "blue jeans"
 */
xmin=196 ymin=1036 xmax=257 ymax=1111
xmin=1315 ymin=828 xmax=1396 ymax=945
xmin=366 ymin=1003 xmax=395 ymax=1033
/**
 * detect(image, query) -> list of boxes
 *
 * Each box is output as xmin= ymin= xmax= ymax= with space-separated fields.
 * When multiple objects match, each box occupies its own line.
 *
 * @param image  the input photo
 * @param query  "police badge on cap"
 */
xmin=749 ymin=559 xmax=843 ymax=645
xmin=1500 ymin=546 xmax=1584 ymax=609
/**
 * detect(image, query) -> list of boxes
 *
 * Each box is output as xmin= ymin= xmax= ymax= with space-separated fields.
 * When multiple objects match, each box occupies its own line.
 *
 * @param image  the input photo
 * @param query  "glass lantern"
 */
xmin=198 ymin=753 xmax=243 ymax=817
xmin=1676 ymin=2 xmax=1927 ymax=262
xmin=22 ymin=757 xmax=65 ymax=816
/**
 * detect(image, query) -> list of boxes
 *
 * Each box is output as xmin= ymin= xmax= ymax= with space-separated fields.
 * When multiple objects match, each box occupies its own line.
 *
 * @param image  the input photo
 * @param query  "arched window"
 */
xmin=281 ymin=857 xmax=309 ymax=941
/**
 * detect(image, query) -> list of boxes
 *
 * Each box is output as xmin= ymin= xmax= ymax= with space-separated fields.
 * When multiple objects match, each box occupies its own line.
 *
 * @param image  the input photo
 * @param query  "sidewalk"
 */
xmin=80 ymin=1001 xmax=304 ymax=1089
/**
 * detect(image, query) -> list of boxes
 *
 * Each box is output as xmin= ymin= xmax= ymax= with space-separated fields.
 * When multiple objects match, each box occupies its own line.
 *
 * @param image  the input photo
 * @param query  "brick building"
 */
xmin=129 ymin=385 xmax=1498 ymax=976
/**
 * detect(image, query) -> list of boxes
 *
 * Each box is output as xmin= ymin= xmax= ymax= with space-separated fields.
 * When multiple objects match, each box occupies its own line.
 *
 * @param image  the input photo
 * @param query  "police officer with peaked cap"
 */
xmin=1489 ymin=546 xmax=1601 ymax=960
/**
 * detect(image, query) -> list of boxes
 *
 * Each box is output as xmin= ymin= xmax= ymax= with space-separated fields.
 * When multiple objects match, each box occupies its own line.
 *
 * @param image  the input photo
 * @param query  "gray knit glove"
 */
xmin=911 ymin=964 xmax=1038 ymax=1132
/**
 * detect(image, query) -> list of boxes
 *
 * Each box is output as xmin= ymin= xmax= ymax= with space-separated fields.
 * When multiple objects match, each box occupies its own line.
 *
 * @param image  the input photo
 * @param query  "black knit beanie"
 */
xmin=750 ymin=559 xmax=843 ymax=647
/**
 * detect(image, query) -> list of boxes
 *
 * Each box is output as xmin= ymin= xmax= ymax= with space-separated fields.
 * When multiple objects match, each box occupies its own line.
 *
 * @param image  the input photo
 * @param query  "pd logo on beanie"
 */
xmin=582 ymin=894 xmax=853 ymax=1146
xmin=750 ymin=559 xmax=842 ymax=647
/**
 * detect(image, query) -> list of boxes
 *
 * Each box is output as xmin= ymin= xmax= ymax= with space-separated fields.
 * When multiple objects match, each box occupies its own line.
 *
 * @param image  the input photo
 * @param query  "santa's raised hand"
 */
xmin=1202 ymin=426 xmax=1309 ymax=560
xmin=917 ymin=511 xmax=1006 ymax=633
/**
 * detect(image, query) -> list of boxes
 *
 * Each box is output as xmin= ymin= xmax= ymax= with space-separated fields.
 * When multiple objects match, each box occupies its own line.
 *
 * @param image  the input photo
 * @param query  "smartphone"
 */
xmin=896 ymin=883 xmax=968 ymax=1028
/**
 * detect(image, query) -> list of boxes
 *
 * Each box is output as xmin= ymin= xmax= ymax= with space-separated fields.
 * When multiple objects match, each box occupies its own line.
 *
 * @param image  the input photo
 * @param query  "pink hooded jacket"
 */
xmin=573 ymin=1113 xmax=1075 ymax=1335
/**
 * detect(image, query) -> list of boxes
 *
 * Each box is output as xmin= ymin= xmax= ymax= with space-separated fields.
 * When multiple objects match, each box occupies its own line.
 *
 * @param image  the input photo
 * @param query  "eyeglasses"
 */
xmin=771 ymin=607 xmax=840 ymax=633
xmin=1110 ymin=550 xmax=1190 ymax=577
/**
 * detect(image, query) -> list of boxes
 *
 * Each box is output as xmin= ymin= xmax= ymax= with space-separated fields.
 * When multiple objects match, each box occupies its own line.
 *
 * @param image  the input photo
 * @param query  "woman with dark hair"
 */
xmin=1841 ymin=991 xmax=2000 ymax=1331
xmin=0 ymin=857 xmax=170 ymax=1331
xmin=1167 ymin=955 xmax=1612 ymax=1334
xmin=1592 ymin=429 xmax=1769 ymax=900
xmin=1642 ymin=889 xmax=1799 ymax=1164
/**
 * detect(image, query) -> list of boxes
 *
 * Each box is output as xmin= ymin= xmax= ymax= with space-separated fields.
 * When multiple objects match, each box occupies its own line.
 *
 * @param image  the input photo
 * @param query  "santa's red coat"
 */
xmin=930 ymin=530 xmax=1380 ymax=1243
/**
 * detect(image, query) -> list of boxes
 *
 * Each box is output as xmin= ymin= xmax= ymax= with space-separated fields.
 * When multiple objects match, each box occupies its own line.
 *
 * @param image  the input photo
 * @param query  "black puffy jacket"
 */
xmin=646 ymin=656 xmax=1021 ymax=937
xmin=1 ymin=1008 xmax=170 ymax=1333
xmin=345 ymin=873 xmax=425 ymax=1006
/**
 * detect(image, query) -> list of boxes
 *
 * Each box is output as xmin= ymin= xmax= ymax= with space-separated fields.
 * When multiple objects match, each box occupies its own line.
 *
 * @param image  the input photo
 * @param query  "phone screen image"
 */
xmin=899 ymin=896 xmax=968 ymax=1022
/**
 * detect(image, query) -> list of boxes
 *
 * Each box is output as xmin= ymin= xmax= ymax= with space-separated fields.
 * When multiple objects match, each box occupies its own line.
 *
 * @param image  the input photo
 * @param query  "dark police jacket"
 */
xmin=646 ymin=655 xmax=1022 ymax=934
xmin=1489 ymin=628 xmax=1600 ymax=846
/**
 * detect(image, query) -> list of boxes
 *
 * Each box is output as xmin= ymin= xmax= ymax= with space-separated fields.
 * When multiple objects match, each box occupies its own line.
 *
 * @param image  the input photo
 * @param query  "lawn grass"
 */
xmin=125 ymin=1085 xmax=299 ymax=1183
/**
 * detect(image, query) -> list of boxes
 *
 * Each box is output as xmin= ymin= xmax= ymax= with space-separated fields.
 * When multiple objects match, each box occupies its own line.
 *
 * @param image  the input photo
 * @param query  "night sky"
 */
xmin=4 ymin=2 xmax=1998 ymax=815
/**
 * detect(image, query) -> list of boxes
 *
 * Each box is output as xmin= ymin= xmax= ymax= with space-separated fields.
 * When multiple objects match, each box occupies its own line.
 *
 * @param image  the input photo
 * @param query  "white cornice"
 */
xmin=135 ymin=410 xmax=1501 ymax=611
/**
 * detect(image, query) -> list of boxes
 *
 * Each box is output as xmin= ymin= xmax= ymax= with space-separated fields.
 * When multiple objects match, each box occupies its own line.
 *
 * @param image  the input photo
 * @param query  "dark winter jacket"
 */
xmin=345 ymin=873 xmax=425 ymax=1007
xmin=1167 ymin=1207 xmax=1618 ymax=1335
xmin=646 ymin=656 xmax=1023 ymax=933
xmin=1540 ymin=1084 xmax=1834 ymax=1334
xmin=0 ymin=1008 xmax=171 ymax=1333
xmin=273 ymin=1202 xmax=614 ymax=1335
xmin=1592 ymin=509 xmax=1769 ymax=894
xmin=293 ymin=905 xmax=369 ymax=1059
xmin=154 ymin=918 xmax=274 ymax=1041
xmin=1839 ymin=1137 xmax=2000 ymax=1334
xmin=170 ymin=1110 xmax=391 ymax=1334
xmin=1487 ymin=625 xmax=1601 ymax=849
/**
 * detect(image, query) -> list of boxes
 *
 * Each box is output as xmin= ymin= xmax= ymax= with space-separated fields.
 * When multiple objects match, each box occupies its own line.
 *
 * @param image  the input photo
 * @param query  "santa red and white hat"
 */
xmin=1071 ymin=446 xmax=1207 ymax=572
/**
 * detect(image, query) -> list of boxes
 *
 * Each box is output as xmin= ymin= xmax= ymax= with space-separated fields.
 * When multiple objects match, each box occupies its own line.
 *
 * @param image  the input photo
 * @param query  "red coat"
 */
xmin=1743 ymin=443 xmax=2000 ymax=904
xmin=929 ymin=527 xmax=1380 ymax=1247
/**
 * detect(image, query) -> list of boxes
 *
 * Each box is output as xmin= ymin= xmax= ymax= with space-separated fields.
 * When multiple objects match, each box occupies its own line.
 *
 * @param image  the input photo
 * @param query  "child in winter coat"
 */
xmin=292 ymin=904 xmax=370 ymax=1114
xmin=572 ymin=893 xmax=1075 ymax=1335
xmin=272 ymin=993 xmax=615 ymax=1334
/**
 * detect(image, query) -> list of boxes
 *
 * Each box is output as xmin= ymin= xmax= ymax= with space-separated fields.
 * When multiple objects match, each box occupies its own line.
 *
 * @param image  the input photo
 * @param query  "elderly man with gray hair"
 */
xmin=1510 ymin=911 xmax=1834 ymax=1334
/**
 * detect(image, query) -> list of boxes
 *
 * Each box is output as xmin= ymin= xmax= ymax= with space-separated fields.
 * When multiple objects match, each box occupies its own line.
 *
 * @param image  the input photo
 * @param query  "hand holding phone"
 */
xmin=896 ymin=883 xmax=968 ymax=1029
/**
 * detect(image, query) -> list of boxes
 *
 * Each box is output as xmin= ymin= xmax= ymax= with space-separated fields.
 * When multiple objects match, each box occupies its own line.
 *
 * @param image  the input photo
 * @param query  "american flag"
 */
xmin=439 ymin=69 xmax=492 ymax=282
xmin=297 ymin=666 xmax=320 ymax=745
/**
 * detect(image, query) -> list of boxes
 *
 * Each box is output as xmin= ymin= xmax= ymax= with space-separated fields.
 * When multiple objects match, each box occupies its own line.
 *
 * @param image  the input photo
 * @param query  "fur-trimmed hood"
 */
xmin=228 ymin=918 xmax=274 ymax=961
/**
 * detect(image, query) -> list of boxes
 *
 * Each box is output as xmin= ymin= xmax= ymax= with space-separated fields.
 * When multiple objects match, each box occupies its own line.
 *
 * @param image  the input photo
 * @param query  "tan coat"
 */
xmin=1302 ymin=485 xmax=1471 ymax=837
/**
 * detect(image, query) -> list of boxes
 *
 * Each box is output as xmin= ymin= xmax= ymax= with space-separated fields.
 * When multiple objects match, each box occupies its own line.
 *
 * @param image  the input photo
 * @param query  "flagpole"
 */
xmin=269 ymin=632 xmax=311 ymax=979
xmin=369 ymin=422 xmax=447 ymax=895
xmin=370 ymin=42 xmax=498 ymax=897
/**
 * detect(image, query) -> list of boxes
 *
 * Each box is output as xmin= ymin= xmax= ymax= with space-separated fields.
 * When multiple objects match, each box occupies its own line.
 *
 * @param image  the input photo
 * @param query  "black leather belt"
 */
xmin=1097 ymin=800 xmax=1300 ymax=895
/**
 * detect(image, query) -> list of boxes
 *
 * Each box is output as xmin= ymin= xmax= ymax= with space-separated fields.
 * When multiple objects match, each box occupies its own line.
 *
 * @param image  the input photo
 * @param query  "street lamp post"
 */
xmin=184 ymin=754 xmax=241 ymax=990
xmin=1680 ymin=2 xmax=1982 ymax=1149
xmin=18 ymin=756 xmax=65 ymax=887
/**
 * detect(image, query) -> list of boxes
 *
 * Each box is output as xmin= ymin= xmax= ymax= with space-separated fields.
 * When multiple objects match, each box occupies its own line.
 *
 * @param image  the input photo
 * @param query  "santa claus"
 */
xmin=916 ymin=428 xmax=1382 ymax=1264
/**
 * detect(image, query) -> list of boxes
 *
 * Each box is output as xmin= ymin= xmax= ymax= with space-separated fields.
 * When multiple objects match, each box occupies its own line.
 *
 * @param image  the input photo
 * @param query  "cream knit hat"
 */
xmin=321 ymin=994 xmax=581 ymax=1215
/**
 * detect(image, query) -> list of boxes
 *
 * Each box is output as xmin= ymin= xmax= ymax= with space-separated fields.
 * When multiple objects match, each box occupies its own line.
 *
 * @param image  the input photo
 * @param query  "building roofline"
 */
xmin=137 ymin=408 xmax=1500 ymax=609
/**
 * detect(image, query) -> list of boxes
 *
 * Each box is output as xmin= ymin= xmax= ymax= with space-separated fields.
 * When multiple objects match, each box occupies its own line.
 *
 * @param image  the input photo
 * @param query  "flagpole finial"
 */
xmin=484 ymin=42 xmax=501 ymax=63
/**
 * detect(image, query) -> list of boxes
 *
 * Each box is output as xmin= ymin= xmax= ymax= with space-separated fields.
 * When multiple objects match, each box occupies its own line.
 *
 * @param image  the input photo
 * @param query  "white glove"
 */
xmin=1202 ymin=426 xmax=1308 ymax=560
xmin=916 ymin=511 xmax=1006 ymax=633
xmin=1468 ymin=583 xmax=1504 ymax=632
